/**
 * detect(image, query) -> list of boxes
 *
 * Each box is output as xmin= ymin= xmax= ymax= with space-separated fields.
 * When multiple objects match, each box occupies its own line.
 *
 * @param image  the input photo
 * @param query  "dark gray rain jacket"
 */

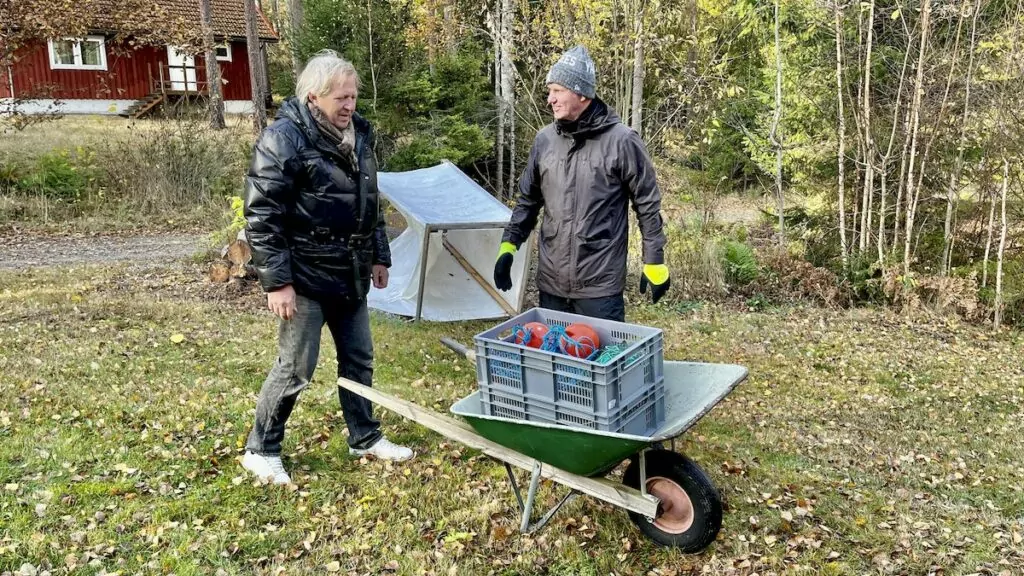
xmin=502 ymin=99 xmax=666 ymax=299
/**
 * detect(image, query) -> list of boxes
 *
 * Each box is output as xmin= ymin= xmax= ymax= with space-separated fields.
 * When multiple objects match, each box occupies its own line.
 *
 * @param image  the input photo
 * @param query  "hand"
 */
xmin=639 ymin=264 xmax=670 ymax=304
xmin=372 ymin=264 xmax=389 ymax=289
xmin=493 ymin=242 xmax=516 ymax=291
xmin=267 ymin=284 xmax=297 ymax=320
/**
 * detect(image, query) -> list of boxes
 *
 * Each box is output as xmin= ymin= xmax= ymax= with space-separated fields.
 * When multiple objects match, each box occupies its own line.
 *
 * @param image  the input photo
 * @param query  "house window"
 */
xmin=215 ymin=43 xmax=232 ymax=62
xmin=48 ymin=36 xmax=107 ymax=71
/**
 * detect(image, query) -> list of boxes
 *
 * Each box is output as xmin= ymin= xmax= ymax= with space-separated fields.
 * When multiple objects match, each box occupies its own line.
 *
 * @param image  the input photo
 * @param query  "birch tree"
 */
xmin=630 ymin=0 xmax=647 ymax=135
xmin=940 ymin=0 xmax=981 ymax=275
xmin=902 ymin=0 xmax=930 ymax=275
xmin=993 ymin=158 xmax=1008 ymax=328
xmin=769 ymin=0 xmax=784 ymax=245
xmin=858 ymin=0 xmax=875 ymax=254
xmin=834 ymin=0 xmax=849 ymax=267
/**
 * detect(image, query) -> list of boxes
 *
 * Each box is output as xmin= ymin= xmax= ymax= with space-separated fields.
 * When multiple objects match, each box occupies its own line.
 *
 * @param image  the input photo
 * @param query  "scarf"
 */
xmin=308 ymin=102 xmax=359 ymax=172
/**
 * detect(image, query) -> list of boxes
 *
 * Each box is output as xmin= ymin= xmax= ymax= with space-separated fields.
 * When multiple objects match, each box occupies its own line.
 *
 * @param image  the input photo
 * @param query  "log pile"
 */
xmin=210 ymin=230 xmax=255 ymax=283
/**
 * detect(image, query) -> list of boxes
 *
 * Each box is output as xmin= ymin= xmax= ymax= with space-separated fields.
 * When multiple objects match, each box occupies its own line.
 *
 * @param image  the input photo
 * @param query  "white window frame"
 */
xmin=48 ymin=36 xmax=108 ymax=71
xmin=214 ymin=42 xmax=232 ymax=62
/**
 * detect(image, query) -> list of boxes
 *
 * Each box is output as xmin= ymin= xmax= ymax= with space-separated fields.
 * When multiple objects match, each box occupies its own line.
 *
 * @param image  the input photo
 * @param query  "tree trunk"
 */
xmin=877 ymin=32 xmax=912 ymax=260
xmin=199 ymin=0 xmax=225 ymax=130
xmin=982 ymin=184 xmax=996 ymax=288
xmin=508 ymin=97 xmax=516 ymax=199
xmin=902 ymin=0 xmax=930 ymax=275
xmin=499 ymin=0 xmax=515 ymax=199
xmin=289 ymin=0 xmax=304 ymax=81
xmin=834 ymin=0 xmax=848 ymax=267
xmin=366 ymin=0 xmax=377 ymax=114
xmin=630 ymin=0 xmax=646 ymax=135
xmin=892 ymin=103 xmax=912 ymax=256
xmin=768 ymin=0 xmax=784 ymax=245
xmin=859 ymin=0 xmax=875 ymax=254
xmin=491 ymin=11 xmax=503 ymax=198
xmin=994 ymin=159 xmax=1008 ymax=329
xmin=941 ymin=0 xmax=981 ymax=275
xmin=245 ymin=0 xmax=267 ymax=135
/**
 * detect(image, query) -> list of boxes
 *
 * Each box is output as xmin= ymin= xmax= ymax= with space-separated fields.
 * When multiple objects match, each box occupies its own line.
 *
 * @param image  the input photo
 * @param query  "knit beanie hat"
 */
xmin=545 ymin=45 xmax=596 ymax=99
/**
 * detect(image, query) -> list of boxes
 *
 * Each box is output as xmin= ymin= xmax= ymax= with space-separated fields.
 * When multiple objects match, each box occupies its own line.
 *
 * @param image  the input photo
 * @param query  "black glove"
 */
xmin=639 ymin=264 xmax=671 ymax=304
xmin=494 ymin=252 xmax=514 ymax=291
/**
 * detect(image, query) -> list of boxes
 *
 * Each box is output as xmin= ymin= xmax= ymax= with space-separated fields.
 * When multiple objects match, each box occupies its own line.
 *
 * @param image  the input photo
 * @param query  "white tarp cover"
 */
xmin=368 ymin=161 xmax=530 ymax=321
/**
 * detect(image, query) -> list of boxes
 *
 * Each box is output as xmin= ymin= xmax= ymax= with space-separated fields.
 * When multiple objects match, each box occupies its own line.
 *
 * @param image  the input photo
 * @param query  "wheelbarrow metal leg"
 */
xmin=505 ymin=463 xmax=524 ymax=512
xmin=521 ymin=461 xmax=544 ymax=532
xmin=505 ymin=461 xmax=579 ymax=534
xmin=524 ymin=488 xmax=578 ymax=535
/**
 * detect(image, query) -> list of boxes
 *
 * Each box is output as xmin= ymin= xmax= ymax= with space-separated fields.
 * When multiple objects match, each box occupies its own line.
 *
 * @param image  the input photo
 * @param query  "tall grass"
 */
xmin=0 ymin=115 xmax=250 ymax=230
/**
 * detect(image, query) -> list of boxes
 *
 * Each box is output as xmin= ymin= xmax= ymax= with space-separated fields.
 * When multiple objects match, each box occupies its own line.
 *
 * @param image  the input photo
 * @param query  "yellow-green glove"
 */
xmin=639 ymin=264 xmax=670 ymax=304
xmin=494 ymin=242 xmax=517 ymax=291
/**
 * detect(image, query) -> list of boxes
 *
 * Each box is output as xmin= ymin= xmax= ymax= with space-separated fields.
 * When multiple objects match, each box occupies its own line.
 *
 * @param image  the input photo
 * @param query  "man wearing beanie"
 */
xmin=493 ymin=45 xmax=670 ymax=322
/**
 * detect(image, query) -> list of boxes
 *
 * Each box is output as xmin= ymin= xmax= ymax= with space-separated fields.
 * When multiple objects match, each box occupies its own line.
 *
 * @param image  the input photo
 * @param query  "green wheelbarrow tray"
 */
xmin=450 ymin=360 xmax=748 ymax=477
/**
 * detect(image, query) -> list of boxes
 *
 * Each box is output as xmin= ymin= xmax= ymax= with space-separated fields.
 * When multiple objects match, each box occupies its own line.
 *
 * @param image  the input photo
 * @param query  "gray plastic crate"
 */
xmin=473 ymin=307 xmax=665 ymax=421
xmin=479 ymin=383 xmax=666 ymax=436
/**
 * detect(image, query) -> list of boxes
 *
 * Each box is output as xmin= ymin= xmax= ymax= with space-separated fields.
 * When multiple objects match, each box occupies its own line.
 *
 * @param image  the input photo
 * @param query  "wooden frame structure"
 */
xmin=412 ymin=222 xmax=532 ymax=322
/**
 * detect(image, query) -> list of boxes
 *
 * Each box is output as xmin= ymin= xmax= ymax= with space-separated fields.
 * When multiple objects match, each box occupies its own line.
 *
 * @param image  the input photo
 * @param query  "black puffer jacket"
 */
xmin=244 ymin=97 xmax=391 ymax=300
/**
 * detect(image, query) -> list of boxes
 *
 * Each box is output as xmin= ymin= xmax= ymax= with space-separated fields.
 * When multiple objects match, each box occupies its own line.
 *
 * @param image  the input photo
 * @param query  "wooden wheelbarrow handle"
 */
xmin=440 ymin=337 xmax=475 ymax=363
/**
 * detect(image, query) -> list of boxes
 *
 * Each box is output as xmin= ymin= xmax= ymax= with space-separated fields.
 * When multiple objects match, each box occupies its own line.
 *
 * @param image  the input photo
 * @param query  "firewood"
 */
xmin=209 ymin=262 xmax=231 ymax=283
xmin=226 ymin=239 xmax=252 ymax=267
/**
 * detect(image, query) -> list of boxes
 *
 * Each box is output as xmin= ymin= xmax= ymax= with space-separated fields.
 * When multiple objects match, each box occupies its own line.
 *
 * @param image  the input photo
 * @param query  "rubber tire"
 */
xmin=623 ymin=450 xmax=723 ymax=552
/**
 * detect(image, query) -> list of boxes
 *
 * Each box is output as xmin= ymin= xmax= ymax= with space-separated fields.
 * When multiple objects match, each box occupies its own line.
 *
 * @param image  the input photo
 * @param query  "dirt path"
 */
xmin=0 ymin=232 xmax=207 ymax=270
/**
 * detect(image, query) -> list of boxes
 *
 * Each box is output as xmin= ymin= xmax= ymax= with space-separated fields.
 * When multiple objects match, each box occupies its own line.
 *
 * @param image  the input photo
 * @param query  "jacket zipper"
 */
xmin=567 ymin=136 xmax=579 ymax=295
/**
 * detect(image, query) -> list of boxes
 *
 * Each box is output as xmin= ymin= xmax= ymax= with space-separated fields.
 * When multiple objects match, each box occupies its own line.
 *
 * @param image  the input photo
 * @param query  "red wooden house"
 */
xmin=1 ymin=0 xmax=278 ymax=117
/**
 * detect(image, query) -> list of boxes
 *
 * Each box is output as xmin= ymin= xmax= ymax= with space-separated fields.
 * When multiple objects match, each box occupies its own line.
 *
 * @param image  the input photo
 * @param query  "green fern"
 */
xmin=722 ymin=240 xmax=758 ymax=285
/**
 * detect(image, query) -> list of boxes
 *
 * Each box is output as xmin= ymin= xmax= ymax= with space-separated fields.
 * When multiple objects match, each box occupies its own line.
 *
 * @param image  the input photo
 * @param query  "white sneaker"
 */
xmin=241 ymin=451 xmax=291 ymax=485
xmin=349 ymin=437 xmax=414 ymax=461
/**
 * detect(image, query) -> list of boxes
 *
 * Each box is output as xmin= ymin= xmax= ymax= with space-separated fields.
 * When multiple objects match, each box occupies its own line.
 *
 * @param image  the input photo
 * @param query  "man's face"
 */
xmin=309 ymin=74 xmax=358 ymax=129
xmin=547 ymin=84 xmax=589 ymax=121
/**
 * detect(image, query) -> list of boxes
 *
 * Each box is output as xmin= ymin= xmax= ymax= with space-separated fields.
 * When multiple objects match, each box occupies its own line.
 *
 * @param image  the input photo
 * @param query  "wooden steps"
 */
xmin=121 ymin=93 xmax=166 ymax=119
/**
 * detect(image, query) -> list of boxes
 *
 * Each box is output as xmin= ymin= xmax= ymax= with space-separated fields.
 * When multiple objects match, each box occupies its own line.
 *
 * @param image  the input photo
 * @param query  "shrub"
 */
xmin=753 ymin=247 xmax=849 ymax=307
xmin=722 ymin=239 xmax=758 ymax=285
xmin=881 ymin=269 xmax=985 ymax=322
xmin=15 ymin=148 xmax=97 ymax=202
xmin=95 ymin=117 xmax=245 ymax=215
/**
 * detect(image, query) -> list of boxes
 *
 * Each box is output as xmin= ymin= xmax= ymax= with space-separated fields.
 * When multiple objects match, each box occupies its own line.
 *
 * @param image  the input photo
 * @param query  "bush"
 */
xmin=881 ymin=269 xmax=985 ymax=322
xmin=95 ymin=117 xmax=245 ymax=215
xmin=655 ymin=221 xmax=727 ymax=300
xmin=722 ymin=240 xmax=758 ymax=285
xmin=752 ymin=247 xmax=849 ymax=307
xmin=15 ymin=148 xmax=97 ymax=202
xmin=385 ymin=115 xmax=491 ymax=171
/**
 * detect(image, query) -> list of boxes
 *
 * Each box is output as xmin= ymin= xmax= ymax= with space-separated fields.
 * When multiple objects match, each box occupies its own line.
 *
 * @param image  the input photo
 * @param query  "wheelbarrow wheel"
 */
xmin=623 ymin=450 xmax=723 ymax=552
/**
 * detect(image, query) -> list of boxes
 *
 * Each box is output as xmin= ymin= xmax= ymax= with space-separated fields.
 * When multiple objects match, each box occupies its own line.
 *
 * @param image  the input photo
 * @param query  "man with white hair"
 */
xmin=493 ymin=45 xmax=670 ymax=321
xmin=241 ymin=49 xmax=413 ymax=485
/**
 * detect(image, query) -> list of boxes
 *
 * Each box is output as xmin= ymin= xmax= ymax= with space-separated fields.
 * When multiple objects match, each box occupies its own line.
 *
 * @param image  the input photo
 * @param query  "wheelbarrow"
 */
xmin=336 ymin=337 xmax=747 ymax=553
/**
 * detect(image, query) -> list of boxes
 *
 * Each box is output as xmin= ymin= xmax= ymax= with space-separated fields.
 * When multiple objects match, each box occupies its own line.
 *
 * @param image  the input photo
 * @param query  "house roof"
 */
xmin=93 ymin=0 xmax=279 ymax=42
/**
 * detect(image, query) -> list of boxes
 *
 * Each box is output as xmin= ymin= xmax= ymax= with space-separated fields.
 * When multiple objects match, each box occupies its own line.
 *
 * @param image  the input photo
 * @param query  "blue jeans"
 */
xmin=245 ymin=294 xmax=382 ymax=456
xmin=539 ymin=291 xmax=626 ymax=322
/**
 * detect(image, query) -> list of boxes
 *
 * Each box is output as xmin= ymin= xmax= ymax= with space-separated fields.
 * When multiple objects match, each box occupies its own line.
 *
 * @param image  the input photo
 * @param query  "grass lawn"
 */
xmin=1 ymin=262 xmax=1023 ymax=576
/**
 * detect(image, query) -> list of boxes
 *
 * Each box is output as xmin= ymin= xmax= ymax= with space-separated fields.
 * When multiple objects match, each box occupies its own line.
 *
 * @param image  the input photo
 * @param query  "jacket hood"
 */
xmin=555 ymin=97 xmax=620 ymax=139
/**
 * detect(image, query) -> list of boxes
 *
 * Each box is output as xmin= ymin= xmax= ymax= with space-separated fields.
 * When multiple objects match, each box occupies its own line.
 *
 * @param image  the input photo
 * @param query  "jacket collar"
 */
xmin=278 ymin=96 xmax=371 ymax=159
xmin=555 ymin=97 xmax=619 ymax=139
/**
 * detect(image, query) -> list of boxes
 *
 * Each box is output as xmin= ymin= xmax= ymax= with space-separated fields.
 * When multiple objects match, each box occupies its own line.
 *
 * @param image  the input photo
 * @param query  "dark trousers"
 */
xmin=245 ymin=294 xmax=382 ymax=456
xmin=539 ymin=291 xmax=626 ymax=322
